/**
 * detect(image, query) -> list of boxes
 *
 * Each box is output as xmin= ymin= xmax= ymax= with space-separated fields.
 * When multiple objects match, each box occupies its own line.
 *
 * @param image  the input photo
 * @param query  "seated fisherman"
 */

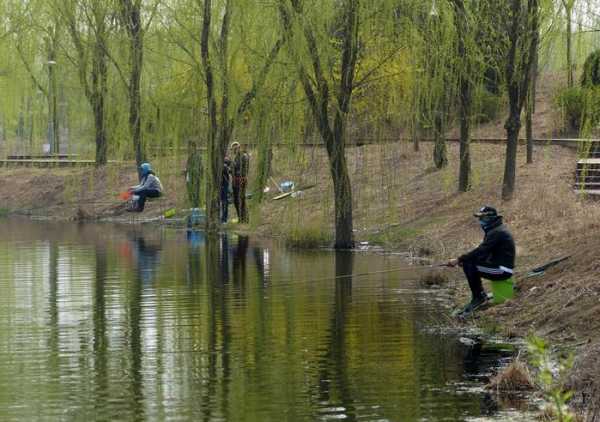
xmin=448 ymin=206 xmax=515 ymax=315
xmin=128 ymin=162 xmax=163 ymax=212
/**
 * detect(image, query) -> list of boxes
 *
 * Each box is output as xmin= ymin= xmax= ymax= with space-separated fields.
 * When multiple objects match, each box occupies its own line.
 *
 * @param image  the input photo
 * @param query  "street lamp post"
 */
xmin=46 ymin=58 xmax=59 ymax=155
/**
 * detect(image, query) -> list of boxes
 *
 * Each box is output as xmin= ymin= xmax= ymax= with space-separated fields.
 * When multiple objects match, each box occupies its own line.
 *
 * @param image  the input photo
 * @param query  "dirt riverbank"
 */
xmin=1 ymin=141 xmax=600 ymax=419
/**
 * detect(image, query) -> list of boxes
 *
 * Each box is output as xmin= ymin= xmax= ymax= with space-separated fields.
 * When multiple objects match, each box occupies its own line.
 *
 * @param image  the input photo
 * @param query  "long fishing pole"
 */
xmin=266 ymin=263 xmax=451 ymax=286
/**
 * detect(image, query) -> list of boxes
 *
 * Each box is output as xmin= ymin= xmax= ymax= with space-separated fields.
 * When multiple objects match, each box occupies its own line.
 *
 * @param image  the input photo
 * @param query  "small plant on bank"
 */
xmin=284 ymin=224 xmax=332 ymax=249
xmin=527 ymin=335 xmax=577 ymax=422
xmin=488 ymin=358 xmax=534 ymax=393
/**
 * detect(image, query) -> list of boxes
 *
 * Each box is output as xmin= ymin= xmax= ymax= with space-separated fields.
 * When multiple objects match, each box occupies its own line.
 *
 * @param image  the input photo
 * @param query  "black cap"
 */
xmin=473 ymin=206 xmax=501 ymax=219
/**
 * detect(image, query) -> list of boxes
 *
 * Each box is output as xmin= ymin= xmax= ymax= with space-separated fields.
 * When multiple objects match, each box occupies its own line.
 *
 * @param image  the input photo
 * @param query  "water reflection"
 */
xmin=316 ymin=252 xmax=355 ymax=420
xmin=0 ymin=219 xmax=524 ymax=421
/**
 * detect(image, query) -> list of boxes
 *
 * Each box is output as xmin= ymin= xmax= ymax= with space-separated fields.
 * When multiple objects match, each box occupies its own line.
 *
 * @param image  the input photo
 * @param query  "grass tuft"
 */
xmin=419 ymin=269 xmax=449 ymax=286
xmin=284 ymin=224 xmax=332 ymax=249
xmin=487 ymin=359 xmax=534 ymax=393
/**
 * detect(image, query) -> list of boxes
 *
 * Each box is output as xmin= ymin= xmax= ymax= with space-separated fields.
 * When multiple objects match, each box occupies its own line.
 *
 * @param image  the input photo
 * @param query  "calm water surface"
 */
xmin=0 ymin=218 xmax=530 ymax=421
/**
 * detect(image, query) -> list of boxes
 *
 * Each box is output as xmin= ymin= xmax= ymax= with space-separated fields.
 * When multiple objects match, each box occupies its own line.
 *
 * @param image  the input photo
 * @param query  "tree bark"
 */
xmin=458 ymin=94 xmax=471 ymax=191
xmin=330 ymin=115 xmax=354 ymax=249
xmin=433 ymin=110 xmax=448 ymax=169
xmin=502 ymin=114 xmax=520 ymax=200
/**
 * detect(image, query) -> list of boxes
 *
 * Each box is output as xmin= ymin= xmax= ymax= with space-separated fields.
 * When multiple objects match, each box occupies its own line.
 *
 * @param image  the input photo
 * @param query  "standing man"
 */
xmin=221 ymin=156 xmax=231 ymax=223
xmin=231 ymin=141 xmax=250 ymax=223
xmin=448 ymin=206 xmax=516 ymax=316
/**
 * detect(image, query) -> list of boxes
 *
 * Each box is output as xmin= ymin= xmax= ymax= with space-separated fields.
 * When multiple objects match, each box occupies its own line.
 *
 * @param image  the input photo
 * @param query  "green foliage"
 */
xmin=0 ymin=208 xmax=10 ymax=217
xmin=556 ymin=86 xmax=600 ymax=133
xmin=581 ymin=49 xmax=600 ymax=88
xmin=556 ymin=87 xmax=584 ymax=131
xmin=527 ymin=335 xmax=577 ymax=422
xmin=473 ymin=88 xmax=502 ymax=124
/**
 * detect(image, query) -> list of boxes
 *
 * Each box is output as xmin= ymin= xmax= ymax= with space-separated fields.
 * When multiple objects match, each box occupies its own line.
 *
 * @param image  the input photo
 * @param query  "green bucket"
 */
xmin=490 ymin=276 xmax=514 ymax=304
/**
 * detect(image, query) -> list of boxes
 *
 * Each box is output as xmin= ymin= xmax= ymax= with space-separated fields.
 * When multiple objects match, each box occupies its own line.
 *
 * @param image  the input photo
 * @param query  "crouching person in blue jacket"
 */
xmin=128 ymin=163 xmax=163 ymax=212
xmin=448 ymin=206 xmax=516 ymax=316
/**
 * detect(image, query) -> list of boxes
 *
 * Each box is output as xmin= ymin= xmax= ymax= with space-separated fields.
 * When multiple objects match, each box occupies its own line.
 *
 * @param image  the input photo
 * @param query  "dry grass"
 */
xmin=487 ymin=359 xmax=535 ymax=393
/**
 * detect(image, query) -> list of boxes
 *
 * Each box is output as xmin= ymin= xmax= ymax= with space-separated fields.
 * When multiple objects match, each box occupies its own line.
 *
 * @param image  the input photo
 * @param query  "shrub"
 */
xmin=487 ymin=359 xmax=534 ymax=393
xmin=581 ymin=49 xmax=600 ymax=88
xmin=556 ymin=87 xmax=585 ymax=132
xmin=473 ymin=88 xmax=502 ymax=124
xmin=556 ymin=86 xmax=600 ymax=133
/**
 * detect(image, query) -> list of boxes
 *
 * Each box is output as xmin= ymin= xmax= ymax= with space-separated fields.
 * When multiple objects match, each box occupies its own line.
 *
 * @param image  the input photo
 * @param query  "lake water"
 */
xmin=0 ymin=218 xmax=532 ymax=421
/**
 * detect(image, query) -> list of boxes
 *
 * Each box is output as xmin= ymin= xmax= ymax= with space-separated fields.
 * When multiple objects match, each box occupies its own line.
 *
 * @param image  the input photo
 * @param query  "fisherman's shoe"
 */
xmin=458 ymin=293 xmax=489 ymax=317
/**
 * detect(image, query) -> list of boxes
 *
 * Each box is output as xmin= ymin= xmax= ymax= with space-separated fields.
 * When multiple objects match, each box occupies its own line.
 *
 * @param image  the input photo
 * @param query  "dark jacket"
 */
xmin=222 ymin=158 xmax=231 ymax=187
xmin=233 ymin=152 xmax=249 ymax=178
xmin=458 ymin=218 xmax=515 ymax=270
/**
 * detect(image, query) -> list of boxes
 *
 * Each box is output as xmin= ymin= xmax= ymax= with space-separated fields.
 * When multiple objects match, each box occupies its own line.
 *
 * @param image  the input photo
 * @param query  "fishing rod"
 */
xmin=261 ymin=263 xmax=451 ymax=287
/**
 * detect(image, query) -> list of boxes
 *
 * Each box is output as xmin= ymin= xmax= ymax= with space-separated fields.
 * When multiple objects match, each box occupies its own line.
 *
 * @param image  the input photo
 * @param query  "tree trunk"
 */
xmin=502 ymin=113 xmax=521 ymax=200
xmin=125 ymin=1 xmax=144 ymax=178
xmin=433 ymin=111 xmax=447 ymax=169
xmin=458 ymin=98 xmax=471 ymax=191
xmin=92 ymin=39 xmax=108 ymax=166
xmin=526 ymin=16 xmax=539 ymax=164
xmin=201 ymin=0 xmax=221 ymax=232
xmin=526 ymin=97 xmax=533 ymax=164
xmin=327 ymin=126 xmax=354 ymax=249
xmin=254 ymin=124 xmax=273 ymax=203
xmin=454 ymin=0 xmax=471 ymax=192
xmin=566 ymin=4 xmax=573 ymax=88
xmin=186 ymin=144 xmax=203 ymax=208
xmin=502 ymin=0 xmax=538 ymax=199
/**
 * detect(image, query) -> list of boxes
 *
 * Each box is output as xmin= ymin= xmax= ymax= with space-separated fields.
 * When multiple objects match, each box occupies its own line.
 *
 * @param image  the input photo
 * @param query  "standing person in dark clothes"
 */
xmin=128 ymin=162 xmax=163 ymax=212
xmin=221 ymin=156 xmax=231 ymax=223
xmin=231 ymin=142 xmax=250 ymax=223
xmin=448 ymin=206 xmax=516 ymax=316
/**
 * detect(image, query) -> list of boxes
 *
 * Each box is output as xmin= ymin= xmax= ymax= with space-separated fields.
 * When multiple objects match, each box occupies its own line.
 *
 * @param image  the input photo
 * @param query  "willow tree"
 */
xmin=199 ymin=0 xmax=283 ymax=231
xmin=59 ymin=0 xmax=112 ymax=166
xmin=278 ymin=0 xmax=362 ymax=249
xmin=502 ymin=0 xmax=540 ymax=200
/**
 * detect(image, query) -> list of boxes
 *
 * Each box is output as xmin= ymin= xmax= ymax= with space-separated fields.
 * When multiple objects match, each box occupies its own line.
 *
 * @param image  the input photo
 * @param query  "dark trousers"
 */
xmin=221 ymin=185 xmax=229 ymax=223
xmin=135 ymin=189 xmax=161 ymax=212
xmin=462 ymin=259 xmax=512 ymax=299
xmin=233 ymin=177 xmax=247 ymax=223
